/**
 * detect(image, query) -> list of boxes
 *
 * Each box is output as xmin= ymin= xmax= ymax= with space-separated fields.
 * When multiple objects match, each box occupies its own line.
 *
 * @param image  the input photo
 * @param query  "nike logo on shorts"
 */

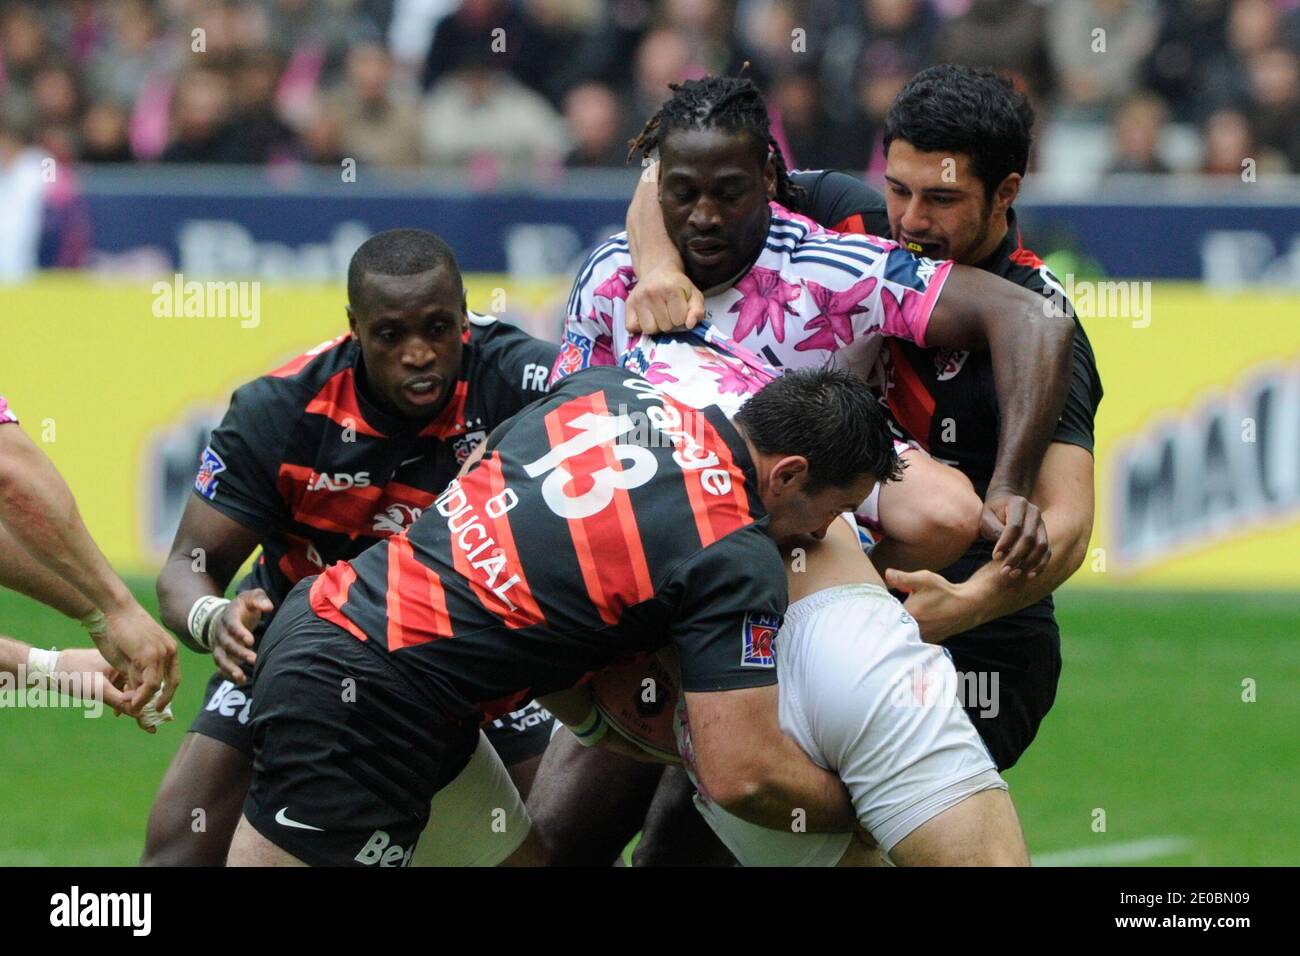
xmin=275 ymin=807 xmax=324 ymax=831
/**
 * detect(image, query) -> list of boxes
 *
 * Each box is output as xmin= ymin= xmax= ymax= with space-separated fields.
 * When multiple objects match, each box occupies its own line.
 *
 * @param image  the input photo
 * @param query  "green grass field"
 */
xmin=1 ymin=581 xmax=1297 ymax=866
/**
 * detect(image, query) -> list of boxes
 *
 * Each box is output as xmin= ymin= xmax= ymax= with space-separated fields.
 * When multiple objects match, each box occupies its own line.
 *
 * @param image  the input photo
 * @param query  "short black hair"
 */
xmin=347 ymin=228 xmax=463 ymax=310
xmin=628 ymin=74 xmax=805 ymax=208
xmin=883 ymin=65 xmax=1035 ymax=200
xmin=734 ymin=368 xmax=904 ymax=493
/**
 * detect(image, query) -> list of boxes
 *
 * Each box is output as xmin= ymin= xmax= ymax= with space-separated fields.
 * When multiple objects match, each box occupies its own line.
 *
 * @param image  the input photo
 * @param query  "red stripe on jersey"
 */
xmin=384 ymin=534 xmax=453 ymax=651
xmin=309 ymin=564 xmax=369 ymax=642
xmin=885 ymin=340 xmax=936 ymax=451
xmin=268 ymin=334 xmax=351 ymax=379
xmin=833 ymin=213 xmax=867 ymax=235
xmin=418 ymin=379 xmax=468 ymax=439
xmin=304 ymin=368 xmax=385 ymax=437
xmin=447 ymin=454 xmax=545 ymax=629
xmin=1009 ymin=243 xmax=1045 ymax=270
xmin=276 ymin=532 xmax=326 ymax=584
xmin=658 ymin=392 xmax=753 ymax=547
xmin=542 ymin=392 xmax=654 ymax=626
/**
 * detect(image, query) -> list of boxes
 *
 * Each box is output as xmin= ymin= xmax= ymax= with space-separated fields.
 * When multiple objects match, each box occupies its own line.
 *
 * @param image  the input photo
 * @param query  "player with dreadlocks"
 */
xmin=526 ymin=74 xmax=1073 ymax=866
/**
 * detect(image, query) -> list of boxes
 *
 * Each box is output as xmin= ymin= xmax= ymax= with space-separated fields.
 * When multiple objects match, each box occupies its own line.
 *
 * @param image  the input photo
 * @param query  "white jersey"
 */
xmin=550 ymin=202 xmax=953 ymax=419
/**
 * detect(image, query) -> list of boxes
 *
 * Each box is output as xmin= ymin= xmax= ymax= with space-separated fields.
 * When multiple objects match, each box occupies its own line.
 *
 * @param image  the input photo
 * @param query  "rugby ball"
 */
xmin=591 ymin=648 xmax=682 ymax=762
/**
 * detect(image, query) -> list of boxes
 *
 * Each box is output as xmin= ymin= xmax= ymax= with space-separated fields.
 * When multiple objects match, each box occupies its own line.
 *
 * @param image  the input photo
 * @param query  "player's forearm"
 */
xmin=951 ymin=505 xmax=1091 ymax=633
xmin=0 ymin=521 xmax=96 ymax=620
xmin=0 ymin=635 xmax=30 ymax=676
xmin=720 ymin=738 xmax=856 ymax=832
xmin=0 ymin=428 xmax=134 ymax=616
xmin=626 ymin=161 xmax=685 ymax=276
xmin=984 ymin=301 xmax=1074 ymax=499
xmin=156 ymin=556 xmax=226 ymax=650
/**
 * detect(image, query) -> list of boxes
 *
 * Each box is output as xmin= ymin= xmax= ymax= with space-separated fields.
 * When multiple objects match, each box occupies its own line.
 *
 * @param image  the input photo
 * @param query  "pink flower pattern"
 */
xmin=794 ymin=277 xmax=879 ymax=352
xmin=701 ymin=358 xmax=770 ymax=397
xmin=593 ymin=265 xmax=638 ymax=302
xmin=728 ymin=267 xmax=803 ymax=343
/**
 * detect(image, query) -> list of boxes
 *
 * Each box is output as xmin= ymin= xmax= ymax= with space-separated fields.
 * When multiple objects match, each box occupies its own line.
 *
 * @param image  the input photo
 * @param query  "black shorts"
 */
xmin=242 ymin=582 xmax=478 ymax=866
xmin=943 ymin=609 xmax=1063 ymax=771
xmin=189 ymin=620 xmax=555 ymax=766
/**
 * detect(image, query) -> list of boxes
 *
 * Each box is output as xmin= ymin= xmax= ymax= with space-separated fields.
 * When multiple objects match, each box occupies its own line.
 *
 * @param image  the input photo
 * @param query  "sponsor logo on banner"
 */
xmin=1111 ymin=361 xmax=1300 ymax=570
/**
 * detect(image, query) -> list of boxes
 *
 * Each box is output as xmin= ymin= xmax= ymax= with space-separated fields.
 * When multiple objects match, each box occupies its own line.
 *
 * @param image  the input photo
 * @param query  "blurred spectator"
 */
xmin=1046 ymin=0 xmax=1160 ymax=119
xmin=1200 ymin=105 xmax=1289 ymax=175
xmin=0 ymin=3 xmax=51 ymax=115
xmin=160 ymin=67 xmax=245 ymax=162
xmin=628 ymin=27 xmax=706 ymax=132
xmin=421 ymin=0 xmax=589 ymax=106
xmin=81 ymin=101 xmax=134 ymax=162
xmin=934 ymin=0 xmax=1051 ymax=99
xmin=664 ymin=0 xmax=734 ymax=76
xmin=328 ymin=42 xmax=421 ymax=168
xmin=770 ymin=68 xmax=845 ymax=171
xmin=227 ymin=49 xmax=297 ymax=163
xmin=0 ymin=106 xmax=48 ymax=282
xmin=1245 ymin=45 xmax=1300 ymax=169
xmin=420 ymin=46 xmax=570 ymax=179
xmin=822 ymin=0 xmax=939 ymax=130
xmin=563 ymin=81 xmax=627 ymax=167
xmin=1142 ymin=0 xmax=1229 ymax=122
xmin=87 ymin=0 xmax=173 ymax=106
xmin=1107 ymin=90 xmax=1171 ymax=173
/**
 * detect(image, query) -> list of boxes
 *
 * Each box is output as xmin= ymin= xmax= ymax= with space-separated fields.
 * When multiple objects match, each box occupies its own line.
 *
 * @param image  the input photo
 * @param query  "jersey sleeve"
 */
xmin=1051 ymin=317 xmax=1103 ymax=453
xmin=549 ymin=237 xmax=627 ymax=387
xmin=789 ymin=169 xmax=891 ymax=237
xmin=471 ymin=315 xmax=559 ymax=417
xmin=196 ymin=377 xmax=299 ymax=532
xmin=666 ymin=525 xmax=789 ymax=694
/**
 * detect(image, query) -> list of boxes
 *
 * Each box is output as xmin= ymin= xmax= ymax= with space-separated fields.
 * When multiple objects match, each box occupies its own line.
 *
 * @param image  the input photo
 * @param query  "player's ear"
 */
xmin=346 ymin=304 xmax=359 ymax=337
xmin=769 ymin=455 xmax=809 ymax=494
xmin=764 ymin=155 xmax=777 ymax=201
xmin=993 ymin=172 xmax=1021 ymax=215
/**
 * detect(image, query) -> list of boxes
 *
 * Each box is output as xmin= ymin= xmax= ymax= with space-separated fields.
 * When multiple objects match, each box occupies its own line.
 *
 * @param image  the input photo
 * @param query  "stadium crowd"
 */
xmin=0 ymin=0 xmax=1298 ymax=183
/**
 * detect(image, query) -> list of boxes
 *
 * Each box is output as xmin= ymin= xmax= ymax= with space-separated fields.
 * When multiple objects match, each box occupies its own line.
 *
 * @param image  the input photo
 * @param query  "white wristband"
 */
xmin=570 ymin=705 xmax=608 ymax=747
xmin=187 ymin=596 xmax=231 ymax=652
xmin=26 ymin=646 xmax=59 ymax=683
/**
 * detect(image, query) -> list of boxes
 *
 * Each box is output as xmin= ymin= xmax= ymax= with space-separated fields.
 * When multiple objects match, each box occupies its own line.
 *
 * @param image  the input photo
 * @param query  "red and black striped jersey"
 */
xmin=194 ymin=314 xmax=557 ymax=606
xmin=308 ymin=365 xmax=788 ymax=724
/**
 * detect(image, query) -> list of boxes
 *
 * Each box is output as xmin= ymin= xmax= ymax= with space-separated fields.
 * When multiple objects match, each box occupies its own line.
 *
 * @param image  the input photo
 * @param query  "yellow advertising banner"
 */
xmin=1 ymin=277 xmax=1297 ymax=588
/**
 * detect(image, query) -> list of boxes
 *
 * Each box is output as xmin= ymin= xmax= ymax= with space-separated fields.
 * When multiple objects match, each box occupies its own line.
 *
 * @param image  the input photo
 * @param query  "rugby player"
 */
xmin=226 ymin=366 xmax=895 ymax=866
xmin=627 ymin=65 xmax=1104 ymax=771
xmin=530 ymin=74 xmax=1073 ymax=865
xmin=0 ymin=394 xmax=180 ymax=718
xmin=141 ymin=229 xmax=558 ymax=865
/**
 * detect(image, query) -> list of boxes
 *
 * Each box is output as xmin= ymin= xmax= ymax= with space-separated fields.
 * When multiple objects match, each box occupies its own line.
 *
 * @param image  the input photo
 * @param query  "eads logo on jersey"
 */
xmin=194 ymin=446 xmax=226 ymax=501
xmin=453 ymin=429 xmax=487 ymax=464
xmin=741 ymin=612 xmax=780 ymax=668
xmin=556 ymin=330 xmax=593 ymax=376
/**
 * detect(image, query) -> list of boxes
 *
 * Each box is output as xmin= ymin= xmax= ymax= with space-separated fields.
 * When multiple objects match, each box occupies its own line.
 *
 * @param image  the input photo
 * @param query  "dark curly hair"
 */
xmin=628 ymin=74 xmax=805 ymax=208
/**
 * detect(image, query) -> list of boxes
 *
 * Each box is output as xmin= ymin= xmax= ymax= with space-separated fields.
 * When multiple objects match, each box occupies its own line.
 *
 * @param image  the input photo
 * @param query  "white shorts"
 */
xmin=410 ymin=730 xmax=531 ymax=866
xmin=680 ymin=583 xmax=1005 ymax=865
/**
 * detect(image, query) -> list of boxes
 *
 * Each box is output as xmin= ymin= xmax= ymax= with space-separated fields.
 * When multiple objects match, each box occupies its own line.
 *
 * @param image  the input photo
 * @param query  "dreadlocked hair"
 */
xmin=627 ymin=74 xmax=805 ymax=209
